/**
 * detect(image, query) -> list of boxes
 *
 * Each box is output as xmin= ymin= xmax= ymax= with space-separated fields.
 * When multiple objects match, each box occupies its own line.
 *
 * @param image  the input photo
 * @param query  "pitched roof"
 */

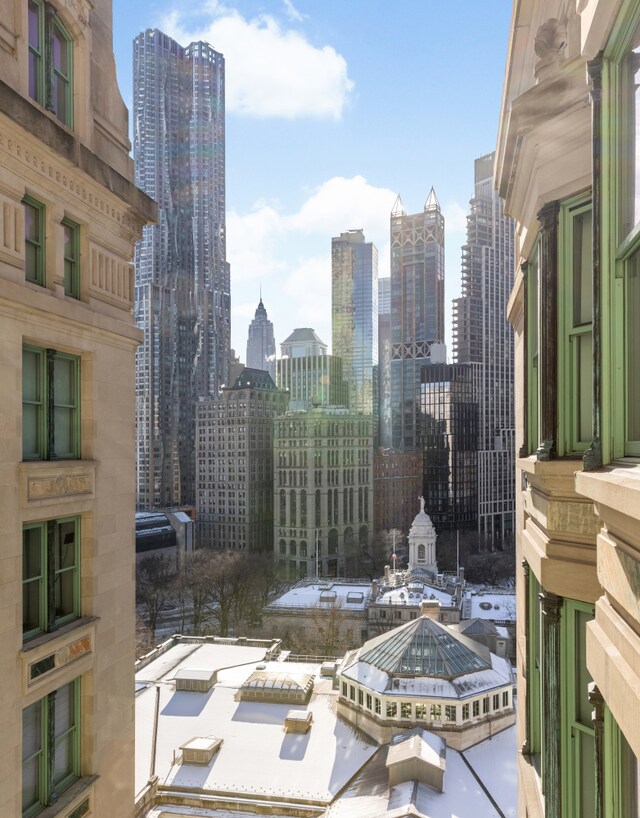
xmin=357 ymin=616 xmax=491 ymax=679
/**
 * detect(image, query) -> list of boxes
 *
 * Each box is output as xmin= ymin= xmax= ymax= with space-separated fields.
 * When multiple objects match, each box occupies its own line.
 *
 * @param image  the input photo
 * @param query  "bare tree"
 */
xmin=137 ymin=554 xmax=173 ymax=637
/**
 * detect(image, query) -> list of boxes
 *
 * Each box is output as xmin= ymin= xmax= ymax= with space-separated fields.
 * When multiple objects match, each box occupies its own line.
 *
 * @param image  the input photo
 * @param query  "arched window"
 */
xmin=300 ymin=490 xmax=307 ymax=527
xmin=279 ymin=489 xmax=286 ymax=526
xmin=315 ymin=489 xmax=321 ymax=528
xmin=418 ymin=544 xmax=426 ymax=562
xmin=328 ymin=528 xmax=338 ymax=555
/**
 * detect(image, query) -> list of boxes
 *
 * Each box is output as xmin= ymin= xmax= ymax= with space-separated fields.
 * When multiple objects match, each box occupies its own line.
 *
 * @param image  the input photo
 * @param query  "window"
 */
xmin=445 ymin=705 xmax=456 ymax=722
xmin=358 ymin=689 xmax=363 ymax=706
xmin=22 ymin=679 xmax=80 ymax=817
xmin=22 ymin=347 xmax=80 ymax=460
xmin=559 ymin=197 xmax=593 ymax=453
xmin=349 ymin=685 xmax=355 ymax=701
xmin=493 ymin=694 xmax=500 ymax=710
xmin=386 ymin=701 xmax=397 ymax=717
xmin=366 ymin=694 xmax=372 ymax=710
xmin=482 ymin=697 xmax=490 ymax=714
xmin=23 ymin=517 xmax=79 ymax=640
xmin=462 ymin=703 xmax=470 ymax=720
xmin=430 ymin=704 xmax=441 ymax=721
xmin=526 ymin=245 xmax=540 ymax=453
xmin=28 ymin=0 xmax=73 ymax=127
xmin=400 ymin=702 xmax=411 ymax=719
xmin=473 ymin=700 xmax=480 ymax=718
xmin=503 ymin=690 xmax=510 ymax=708
xmin=62 ymin=218 xmax=80 ymax=298
xmin=374 ymin=698 xmax=381 ymax=715
xmin=415 ymin=703 xmax=426 ymax=719
xmin=24 ymin=197 xmax=45 ymax=285
xmin=341 ymin=682 xmax=347 ymax=697
xmin=604 ymin=709 xmax=640 ymax=818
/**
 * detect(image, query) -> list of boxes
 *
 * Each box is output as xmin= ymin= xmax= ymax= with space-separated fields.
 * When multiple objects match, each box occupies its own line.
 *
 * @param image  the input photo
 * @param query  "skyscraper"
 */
xmin=134 ymin=29 xmax=230 ymax=509
xmin=390 ymin=189 xmax=445 ymax=450
xmin=377 ymin=276 xmax=392 ymax=446
xmin=453 ymin=153 xmax=515 ymax=547
xmin=246 ymin=296 xmax=276 ymax=380
xmin=331 ymin=229 xmax=378 ymax=415
xmin=276 ymin=328 xmax=348 ymax=410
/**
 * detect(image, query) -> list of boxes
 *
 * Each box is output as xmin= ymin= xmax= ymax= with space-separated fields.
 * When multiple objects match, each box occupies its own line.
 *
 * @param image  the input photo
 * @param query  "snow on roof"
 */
xmin=469 ymin=592 xmax=516 ymax=622
xmin=324 ymin=727 xmax=516 ymax=817
xmin=135 ymin=645 xmax=377 ymax=802
xmin=387 ymin=729 xmax=445 ymax=769
xmin=375 ymin=584 xmax=454 ymax=607
xmin=267 ymin=582 xmax=371 ymax=610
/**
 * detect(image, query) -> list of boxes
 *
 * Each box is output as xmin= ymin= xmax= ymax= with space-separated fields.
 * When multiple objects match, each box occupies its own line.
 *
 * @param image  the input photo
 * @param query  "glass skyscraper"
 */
xmin=133 ymin=29 xmax=230 ymax=509
xmin=331 ymin=229 xmax=378 ymax=415
xmin=246 ymin=297 xmax=276 ymax=380
xmin=453 ymin=152 xmax=515 ymax=547
xmin=390 ymin=189 xmax=445 ymax=450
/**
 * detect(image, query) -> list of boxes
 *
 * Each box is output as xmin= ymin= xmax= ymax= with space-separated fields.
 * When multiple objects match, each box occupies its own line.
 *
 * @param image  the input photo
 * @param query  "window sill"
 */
xmin=32 ymin=775 xmax=97 ymax=818
xmin=575 ymin=460 xmax=640 ymax=520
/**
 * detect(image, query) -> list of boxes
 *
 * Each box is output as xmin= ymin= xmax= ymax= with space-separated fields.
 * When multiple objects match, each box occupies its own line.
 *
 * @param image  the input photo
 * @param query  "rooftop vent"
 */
xmin=174 ymin=667 xmax=217 ymax=693
xmin=179 ymin=736 xmax=222 ymax=766
xmin=346 ymin=592 xmax=364 ymax=604
xmin=284 ymin=709 xmax=313 ymax=733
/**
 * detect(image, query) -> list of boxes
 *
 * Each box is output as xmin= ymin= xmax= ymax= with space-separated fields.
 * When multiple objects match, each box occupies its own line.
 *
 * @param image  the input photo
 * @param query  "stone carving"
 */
xmin=28 ymin=472 xmax=92 ymax=501
xmin=534 ymin=18 xmax=567 ymax=80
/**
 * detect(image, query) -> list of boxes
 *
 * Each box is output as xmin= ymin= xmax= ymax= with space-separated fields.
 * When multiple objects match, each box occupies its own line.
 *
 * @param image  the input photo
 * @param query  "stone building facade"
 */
xmin=273 ymin=407 xmax=373 ymax=579
xmin=196 ymin=368 xmax=287 ymax=551
xmin=0 ymin=1 xmax=155 ymax=815
xmin=496 ymin=2 xmax=640 ymax=816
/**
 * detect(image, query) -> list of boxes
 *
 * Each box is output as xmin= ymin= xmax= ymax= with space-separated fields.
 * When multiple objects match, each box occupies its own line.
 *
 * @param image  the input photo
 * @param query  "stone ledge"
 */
xmin=19 ymin=460 xmax=96 ymax=508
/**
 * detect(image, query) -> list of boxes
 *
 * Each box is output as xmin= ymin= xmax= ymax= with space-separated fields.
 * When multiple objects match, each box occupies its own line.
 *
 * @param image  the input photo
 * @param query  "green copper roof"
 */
xmin=359 ymin=617 xmax=491 ymax=679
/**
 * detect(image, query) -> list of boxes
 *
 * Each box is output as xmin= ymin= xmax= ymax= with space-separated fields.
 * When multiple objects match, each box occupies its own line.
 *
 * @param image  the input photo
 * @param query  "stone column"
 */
xmin=536 ymin=202 xmax=560 ymax=461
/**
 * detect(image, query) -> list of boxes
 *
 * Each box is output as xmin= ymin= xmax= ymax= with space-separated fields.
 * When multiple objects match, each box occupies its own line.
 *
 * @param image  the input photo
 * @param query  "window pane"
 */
xmin=576 ymin=332 xmax=593 ymax=443
xmin=24 ymin=201 xmax=39 ymax=243
xmin=22 ymin=702 xmax=42 ymax=812
xmin=53 ymin=682 xmax=75 ymax=786
xmin=628 ymin=38 xmax=640 ymax=234
xmin=628 ymin=252 xmax=640 ymax=442
xmin=23 ymin=527 xmax=43 ymax=635
xmin=54 ymin=357 xmax=74 ymax=404
xmin=28 ymin=2 xmax=40 ymax=50
xmin=22 ymin=348 xmax=41 ymax=403
xmin=573 ymin=210 xmax=593 ymax=326
xmin=53 ymin=27 xmax=68 ymax=74
xmin=54 ymin=407 xmax=73 ymax=456
xmin=580 ymin=731 xmax=595 ymax=818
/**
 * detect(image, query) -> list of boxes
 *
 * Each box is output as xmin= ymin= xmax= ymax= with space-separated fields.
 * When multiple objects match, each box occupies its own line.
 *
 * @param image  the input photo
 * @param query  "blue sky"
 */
xmin=112 ymin=0 xmax=512 ymax=361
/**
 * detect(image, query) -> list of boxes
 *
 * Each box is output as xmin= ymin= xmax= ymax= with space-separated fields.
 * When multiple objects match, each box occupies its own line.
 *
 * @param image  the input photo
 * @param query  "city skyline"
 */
xmin=111 ymin=0 xmax=511 ymax=358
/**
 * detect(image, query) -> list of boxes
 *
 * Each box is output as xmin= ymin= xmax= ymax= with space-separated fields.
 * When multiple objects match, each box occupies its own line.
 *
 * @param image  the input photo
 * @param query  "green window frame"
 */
xmin=560 ymin=600 xmax=596 ymax=818
xmin=445 ymin=705 xmax=456 ymax=721
xmin=526 ymin=244 xmax=541 ymax=454
xmin=22 ymin=679 xmax=80 ymax=817
xmin=602 ymin=5 xmax=640 ymax=457
xmin=527 ymin=571 xmax=543 ymax=774
xmin=24 ymin=197 xmax=45 ymax=286
xmin=62 ymin=218 xmax=79 ymax=298
xmin=603 ymin=708 xmax=640 ymax=818
xmin=558 ymin=196 xmax=594 ymax=454
xmin=28 ymin=0 xmax=73 ymax=127
xmin=23 ymin=517 xmax=80 ymax=641
xmin=22 ymin=346 xmax=80 ymax=460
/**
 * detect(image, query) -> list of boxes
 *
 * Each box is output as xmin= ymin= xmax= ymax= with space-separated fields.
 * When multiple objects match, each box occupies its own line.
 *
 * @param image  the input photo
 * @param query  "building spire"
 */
xmin=391 ymin=194 xmax=406 ymax=216
xmin=424 ymin=186 xmax=440 ymax=211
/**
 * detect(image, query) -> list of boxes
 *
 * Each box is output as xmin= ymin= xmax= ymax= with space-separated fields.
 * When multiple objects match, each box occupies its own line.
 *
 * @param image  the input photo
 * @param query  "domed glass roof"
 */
xmin=358 ymin=617 xmax=491 ymax=679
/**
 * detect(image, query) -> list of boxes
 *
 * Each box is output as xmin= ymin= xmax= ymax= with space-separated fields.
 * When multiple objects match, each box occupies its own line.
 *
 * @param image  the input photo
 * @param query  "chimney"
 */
xmin=370 ymin=580 xmax=378 ymax=602
xmin=420 ymin=600 xmax=441 ymax=621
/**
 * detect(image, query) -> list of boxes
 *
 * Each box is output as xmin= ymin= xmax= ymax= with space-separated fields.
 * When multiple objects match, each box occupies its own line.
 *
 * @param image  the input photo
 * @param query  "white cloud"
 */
xmin=228 ymin=175 xmax=396 ymax=354
xmin=162 ymin=6 xmax=353 ymax=120
xmin=282 ymin=0 xmax=304 ymax=23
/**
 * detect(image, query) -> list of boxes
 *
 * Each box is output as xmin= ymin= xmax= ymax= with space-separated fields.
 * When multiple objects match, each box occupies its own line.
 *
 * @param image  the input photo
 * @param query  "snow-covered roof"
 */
xmin=467 ymin=592 xmax=516 ymax=622
xmin=267 ymin=582 xmax=371 ymax=611
xmin=324 ymin=725 xmax=517 ymax=818
xmin=135 ymin=644 xmax=377 ymax=802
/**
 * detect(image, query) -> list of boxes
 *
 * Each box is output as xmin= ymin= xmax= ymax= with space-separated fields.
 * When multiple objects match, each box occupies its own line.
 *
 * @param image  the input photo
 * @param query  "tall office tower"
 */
xmin=276 ymin=328 xmax=348 ymax=410
xmin=331 ymin=229 xmax=378 ymax=414
xmin=274 ymin=408 xmax=374 ymax=579
xmin=378 ymin=277 xmax=392 ymax=446
xmin=134 ymin=29 xmax=230 ymax=509
xmin=390 ymin=189 xmax=445 ymax=450
xmin=420 ymin=363 xmax=480 ymax=533
xmin=0 ymin=1 xmax=155 ymax=814
xmin=246 ymin=296 xmax=276 ymax=380
xmin=196 ymin=369 xmax=288 ymax=551
xmin=453 ymin=153 xmax=515 ymax=547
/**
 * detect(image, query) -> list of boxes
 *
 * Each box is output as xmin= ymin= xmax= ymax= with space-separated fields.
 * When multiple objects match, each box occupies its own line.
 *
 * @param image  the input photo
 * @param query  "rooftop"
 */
xmin=135 ymin=637 xmax=516 ymax=817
